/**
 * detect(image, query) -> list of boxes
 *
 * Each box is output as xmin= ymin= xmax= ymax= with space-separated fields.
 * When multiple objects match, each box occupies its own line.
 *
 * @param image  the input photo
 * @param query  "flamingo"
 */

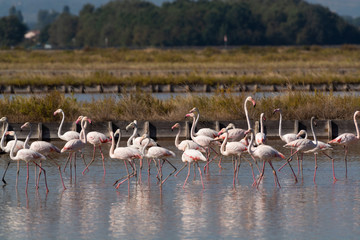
xmin=278 ymin=117 xmax=318 ymax=180
xmin=82 ymin=119 xmax=112 ymax=175
xmin=61 ymin=116 xmax=90 ymax=181
xmin=180 ymin=143 xmax=207 ymax=189
xmin=328 ymin=110 xmax=360 ymax=178
xmin=185 ymin=112 xmax=221 ymax=171
xmin=6 ymin=130 xmax=48 ymax=192
xmin=140 ymin=134 xmax=177 ymax=186
xmin=217 ymin=123 xmax=247 ymax=142
xmin=188 ymin=107 xmax=218 ymax=138
xmin=218 ymin=128 xmax=256 ymax=187
xmin=110 ymin=129 xmax=140 ymax=189
xmin=247 ymin=128 xmax=286 ymax=188
xmin=171 ymin=123 xmax=204 ymax=152
xmin=0 ymin=116 xmax=29 ymax=185
xmin=54 ymin=109 xmax=86 ymax=172
xmin=255 ymin=113 xmax=267 ymax=145
xmin=273 ymin=108 xmax=304 ymax=174
xmin=20 ymin=122 xmax=66 ymax=190
xmin=299 ymin=129 xmax=336 ymax=183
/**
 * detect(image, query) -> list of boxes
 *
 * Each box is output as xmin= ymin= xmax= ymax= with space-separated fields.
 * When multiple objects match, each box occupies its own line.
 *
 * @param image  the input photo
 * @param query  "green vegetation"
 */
xmin=0 ymin=46 xmax=360 ymax=87
xmin=1 ymin=91 xmax=359 ymax=122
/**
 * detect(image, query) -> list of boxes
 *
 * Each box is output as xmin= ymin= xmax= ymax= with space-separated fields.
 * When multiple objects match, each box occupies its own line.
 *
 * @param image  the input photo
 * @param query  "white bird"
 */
xmin=82 ymin=118 xmax=112 ymax=175
xmin=247 ymin=128 xmax=287 ymax=188
xmin=110 ymin=129 xmax=140 ymax=189
xmin=186 ymin=112 xmax=220 ymax=171
xmin=0 ymin=116 xmax=29 ymax=185
xmin=179 ymin=143 xmax=207 ymax=189
xmin=217 ymin=123 xmax=248 ymax=142
xmin=328 ymin=110 xmax=360 ymax=178
xmin=188 ymin=107 xmax=218 ymax=138
xmin=126 ymin=120 xmax=157 ymax=149
xmin=219 ymin=129 xmax=255 ymax=187
xmin=61 ymin=116 xmax=90 ymax=181
xmin=171 ymin=122 xmax=204 ymax=152
xmin=140 ymin=134 xmax=176 ymax=186
xmin=6 ymin=130 xmax=48 ymax=192
xmin=20 ymin=122 xmax=65 ymax=190
xmin=255 ymin=113 xmax=267 ymax=145
xmin=278 ymin=117 xmax=318 ymax=180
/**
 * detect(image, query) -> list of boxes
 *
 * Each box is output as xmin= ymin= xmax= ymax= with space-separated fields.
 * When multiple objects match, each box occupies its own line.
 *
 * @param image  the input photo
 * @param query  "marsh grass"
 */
xmin=1 ymin=91 xmax=359 ymax=122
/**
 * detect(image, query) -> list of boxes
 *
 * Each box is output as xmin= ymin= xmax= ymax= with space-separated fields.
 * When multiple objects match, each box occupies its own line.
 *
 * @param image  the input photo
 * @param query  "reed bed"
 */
xmin=0 ymin=91 xmax=359 ymax=123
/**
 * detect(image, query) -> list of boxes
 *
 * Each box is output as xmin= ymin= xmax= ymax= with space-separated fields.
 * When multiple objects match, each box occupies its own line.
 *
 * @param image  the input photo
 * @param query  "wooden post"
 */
xmin=37 ymin=123 xmax=42 ymax=140
xmin=294 ymin=120 xmax=299 ymax=133
xmin=254 ymin=120 xmax=259 ymax=134
xmin=144 ymin=121 xmax=150 ymax=135
xmin=108 ymin=121 xmax=113 ymax=134
xmin=327 ymin=120 xmax=332 ymax=141
xmin=215 ymin=121 xmax=220 ymax=131
xmin=185 ymin=121 xmax=190 ymax=139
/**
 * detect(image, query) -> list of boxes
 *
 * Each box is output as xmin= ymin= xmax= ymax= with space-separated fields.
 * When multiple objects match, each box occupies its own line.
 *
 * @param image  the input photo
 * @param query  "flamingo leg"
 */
xmin=82 ymin=145 xmax=96 ymax=175
xmin=268 ymin=161 xmax=281 ymax=188
xmin=113 ymin=160 xmax=130 ymax=186
xmin=313 ymin=153 xmax=318 ymax=183
xmin=74 ymin=153 xmax=77 ymax=183
xmin=99 ymin=146 xmax=106 ymax=175
xmin=161 ymin=159 xmax=177 ymax=185
xmin=197 ymin=162 xmax=205 ymax=189
xmin=344 ymin=146 xmax=348 ymax=178
xmin=183 ymin=162 xmax=191 ymax=188
xmin=243 ymin=157 xmax=257 ymax=187
xmin=256 ymin=160 xmax=266 ymax=188
xmin=322 ymin=151 xmax=338 ymax=183
xmin=233 ymin=158 xmax=237 ymax=187
xmin=16 ymin=160 xmax=20 ymax=188
xmin=49 ymin=158 xmax=67 ymax=190
xmin=26 ymin=161 xmax=29 ymax=192
xmin=278 ymin=149 xmax=300 ymax=171
xmin=175 ymin=163 xmax=187 ymax=177
xmin=33 ymin=161 xmax=49 ymax=193
xmin=63 ymin=153 xmax=71 ymax=172
xmin=69 ymin=153 xmax=73 ymax=183
xmin=1 ymin=161 xmax=10 ymax=185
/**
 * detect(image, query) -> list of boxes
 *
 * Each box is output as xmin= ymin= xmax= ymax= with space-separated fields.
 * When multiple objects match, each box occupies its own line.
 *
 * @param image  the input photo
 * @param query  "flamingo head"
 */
xmin=355 ymin=111 xmax=360 ymax=117
xmin=273 ymin=108 xmax=281 ymax=114
xmin=125 ymin=121 xmax=135 ymax=131
xmin=20 ymin=122 xmax=31 ymax=129
xmin=189 ymin=107 xmax=198 ymax=113
xmin=5 ymin=131 xmax=15 ymax=136
xmin=260 ymin=113 xmax=266 ymax=121
xmin=0 ymin=116 xmax=8 ymax=122
xmin=76 ymin=116 xmax=91 ymax=125
xmin=185 ymin=112 xmax=195 ymax=119
xmin=296 ymin=130 xmax=307 ymax=138
xmin=171 ymin=123 xmax=180 ymax=131
xmin=246 ymin=96 xmax=256 ymax=107
xmin=53 ymin=109 xmax=63 ymax=116
xmin=217 ymin=128 xmax=227 ymax=136
xmin=226 ymin=123 xmax=235 ymax=130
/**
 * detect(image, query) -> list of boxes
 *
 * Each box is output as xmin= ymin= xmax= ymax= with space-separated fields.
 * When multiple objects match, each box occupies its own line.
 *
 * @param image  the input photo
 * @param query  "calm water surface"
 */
xmin=0 ymin=140 xmax=360 ymax=240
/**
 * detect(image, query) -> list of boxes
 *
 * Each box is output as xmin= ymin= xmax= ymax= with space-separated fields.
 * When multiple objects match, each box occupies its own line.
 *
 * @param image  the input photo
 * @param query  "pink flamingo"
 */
xmin=217 ymin=123 xmax=247 ymax=142
xmin=0 ymin=116 xmax=29 ymax=185
xmin=20 ymin=122 xmax=66 ymax=190
xmin=7 ymin=130 xmax=48 ymax=192
xmin=82 ymin=119 xmax=112 ymax=175
xmin=109 ymin=129 xmax=139 ymax=189
xmin=140 ymin=134 xmax=177 ymax=186
xmin=219 ymin=129 xmax=256 ymax=187
xmin=255 ymin=113 xmax=267 ymax=145
xmin=61 ymin=116 xmax=90 ymax=181
xmin=247 ymin=128 xmax=287 ymax=188
xmin=54 ymin=109 xmax=86 ymax=172
xmin=328 ymin=110 xmax=360 ymax=178
xmin=278 ymin=117 xmax=318 ymax=181
xmin=188 ymin=107 xmax=218 ymax=138
xmin=186 ymin=112 xmax=220 ymax=171
xmin=171 ymin=123 xmax=204 ymax=152
xmin=180 ymin=143 xmax=207 ymax=189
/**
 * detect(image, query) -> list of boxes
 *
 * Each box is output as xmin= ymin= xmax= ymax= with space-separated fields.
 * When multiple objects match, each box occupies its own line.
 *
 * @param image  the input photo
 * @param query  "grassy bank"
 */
xmin=1 ymin=46 xmax=360 ymax=87
xmin=1 ymin=91 xmax=359 ymax=123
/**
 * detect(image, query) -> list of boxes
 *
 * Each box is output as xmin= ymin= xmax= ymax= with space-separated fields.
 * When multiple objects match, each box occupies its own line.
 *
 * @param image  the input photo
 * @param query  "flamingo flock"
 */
xmin=0 ymin=96 xmax=358 ymax=193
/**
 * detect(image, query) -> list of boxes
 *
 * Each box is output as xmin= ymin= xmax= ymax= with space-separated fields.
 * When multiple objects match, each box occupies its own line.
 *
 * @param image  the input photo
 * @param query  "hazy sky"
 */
xmin=0 ymin=0 xmax=359 ymax=23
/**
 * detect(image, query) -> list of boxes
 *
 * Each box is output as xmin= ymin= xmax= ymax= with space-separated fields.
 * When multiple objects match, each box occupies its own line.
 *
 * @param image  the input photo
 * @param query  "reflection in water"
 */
xmin=0 ymin=140 xmax=360 ymax=239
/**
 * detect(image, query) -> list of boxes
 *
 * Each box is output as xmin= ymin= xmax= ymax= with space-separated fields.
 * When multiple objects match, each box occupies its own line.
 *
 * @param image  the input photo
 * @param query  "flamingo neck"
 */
xmin=193 ymin=110 xmax=200 ymax=135
xmin=23 ymin=124 xmax=32 ymax=149
xmin=248 ymin=130 xmax=255 ymax=155
xmin=355 ymin=112 xmax=360 ymax=139
xmin=278 ymin=111 xmax=284 ymax=140
xmin=0 ymin=120 xmax=8 ymax=150
xmin=310 ymin=117 xmax=317 ymax=146
xmin=174 ymin=127 xmax=181 ymax=149
xmin=127 ymin=125 xmax=137 ymax=147
xmin=260 ymin=114 xmax=264 ymax=134
xmin=245 ymin=99 xmax=251 ymax=129
xmin=9 ymin=132 xmax=18 ymax=161
xmin=220 ymin=130 xmax=228 ymax=155
xmin=141 ymin=138 xmax=150 ymax=157
xmin=57 ymin=111 xmax=65 ymax=139
xmin=190 ymin=115 xmax=197 ymax=141
xmin=80 ymin=118 xmax=87 ymax=144
xmin=109 ymin=131 xmax=115 ymax=158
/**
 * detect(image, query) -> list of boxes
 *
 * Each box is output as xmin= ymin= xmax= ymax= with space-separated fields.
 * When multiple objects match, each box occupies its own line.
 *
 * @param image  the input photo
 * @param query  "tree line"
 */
xmin=1 ymin=0 xmax=360 ymax=48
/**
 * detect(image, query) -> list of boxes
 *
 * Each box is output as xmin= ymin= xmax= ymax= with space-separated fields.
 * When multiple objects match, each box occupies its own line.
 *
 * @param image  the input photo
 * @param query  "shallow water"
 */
xmin=0 ymin=140 xmax=360 ymax=240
